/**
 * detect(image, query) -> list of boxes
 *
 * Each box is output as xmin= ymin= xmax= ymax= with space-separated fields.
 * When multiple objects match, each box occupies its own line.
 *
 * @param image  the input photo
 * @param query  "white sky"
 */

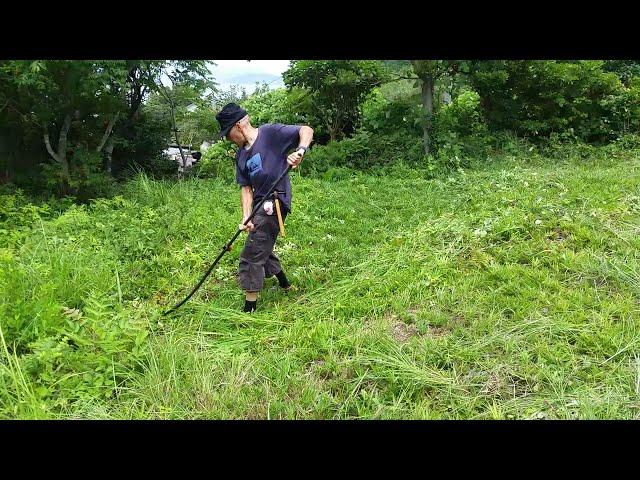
xmin=209 ymin=60 xmax=290 ymax=94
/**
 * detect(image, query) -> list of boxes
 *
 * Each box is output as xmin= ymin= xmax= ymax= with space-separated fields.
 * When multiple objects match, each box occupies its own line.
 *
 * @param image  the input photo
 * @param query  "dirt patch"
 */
xmin=305 ymin=359 xmax=336 ymax=382
xmin=480 ymin=369 xmax=529 ymax=399
xmin=362 ymin=317 xmax=379 ymax=332
xmin=305 ymin=359 xmax=326 ymax=372
xmin=383 ymin=311 xmax=399 ymax=322
xmin=481 ymin=373 xmax=503 ymax=395
xmin=195 ymin=391 xmax=215 ymax=410
xmin=391 ymin=321 xmax=419 ymax=343
xmin=547 ymin=227 xmax=571 ymax=242
xmin=450 ymin=314 xmax=467 ymax=328
xmin=427 ymin=325 xmax=450 ymax=337
xmin=383 ymin=309 xmax=458 ymax=342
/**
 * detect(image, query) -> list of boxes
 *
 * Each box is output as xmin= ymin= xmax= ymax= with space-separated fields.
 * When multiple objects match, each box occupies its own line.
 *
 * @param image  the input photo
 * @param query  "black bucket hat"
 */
xmin=216 ymin=103 xmax=248 ymax=139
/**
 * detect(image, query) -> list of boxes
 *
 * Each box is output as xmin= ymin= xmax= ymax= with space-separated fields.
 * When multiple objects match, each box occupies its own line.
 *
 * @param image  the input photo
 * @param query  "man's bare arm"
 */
xmin=287 ymin=126 xmax=314 ymax=168
xmin=240 ymin=185 xmax=255 ymax=231
xmin=298 ymin=126 xmax=314 ymax=148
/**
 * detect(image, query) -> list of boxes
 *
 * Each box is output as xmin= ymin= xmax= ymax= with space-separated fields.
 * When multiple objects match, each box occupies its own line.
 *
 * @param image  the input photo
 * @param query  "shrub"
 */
xmin=192 ymin=140 xmax=236 ymax=183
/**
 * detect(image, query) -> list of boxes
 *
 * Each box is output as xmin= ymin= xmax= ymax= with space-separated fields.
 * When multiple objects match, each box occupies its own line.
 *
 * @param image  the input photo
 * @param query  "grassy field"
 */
xmin=1 ymin=147 xmax=640 ymax=419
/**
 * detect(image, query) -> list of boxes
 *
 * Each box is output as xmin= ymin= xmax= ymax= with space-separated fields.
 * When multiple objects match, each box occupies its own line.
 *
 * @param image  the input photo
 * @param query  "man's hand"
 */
xmin=239 ymin=218 xmax=255 ymax=232
xmin=287 ymin=149 xmax=305 ymax=168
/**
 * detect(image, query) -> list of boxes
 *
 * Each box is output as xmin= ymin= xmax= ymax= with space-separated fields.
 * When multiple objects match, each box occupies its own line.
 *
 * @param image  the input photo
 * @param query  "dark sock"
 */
xmin=275 ymin=270 xmax=291 ymax=289
xmin=243 ymin=299 xmax=257 ymax=312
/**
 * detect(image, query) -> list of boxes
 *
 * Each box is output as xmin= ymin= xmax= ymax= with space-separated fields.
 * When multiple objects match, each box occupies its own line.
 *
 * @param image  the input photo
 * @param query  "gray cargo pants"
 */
xmin=237 ymin=203 xmax=287 ymax=292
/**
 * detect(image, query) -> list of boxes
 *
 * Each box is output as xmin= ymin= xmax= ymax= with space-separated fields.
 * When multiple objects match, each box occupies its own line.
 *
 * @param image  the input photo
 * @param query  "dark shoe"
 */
xmin=275 ymin=270 xmax=291 ymax=289
xmin=243 ymin=299 xmax=257 ymax=313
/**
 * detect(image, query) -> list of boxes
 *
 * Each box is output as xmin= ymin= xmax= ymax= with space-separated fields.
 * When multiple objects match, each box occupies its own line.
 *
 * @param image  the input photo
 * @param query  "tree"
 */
xmin=1 ymin=60 xmax=217 ymax=192
xmin=146 ymin=82 xmax=218 ymax=149
xmin=145 ymin=61 xmax=216 ymax=175
xmin=111 ymin=61 xmax=216 ymax=177
xmin=240 ymin=85 xmax=318 ymax=130
xmin=409 ymin=61 xmax=462 ymax=156
xmin=466 ymin=60 xmax=624 ymax=142
xmin=213 ymin=84 xmax=249 ymax=110
xmin=603 ymin=60 xmax=640 ymax=86
xmin=1 ymin=60 xmax=129 ymax=194
xmin=283 ymin=60 xmax=385 ymax=141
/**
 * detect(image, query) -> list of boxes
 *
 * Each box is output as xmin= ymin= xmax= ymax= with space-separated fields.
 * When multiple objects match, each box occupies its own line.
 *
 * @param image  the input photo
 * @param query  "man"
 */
xmin=215 ymin=103 xmax=314 ymax=313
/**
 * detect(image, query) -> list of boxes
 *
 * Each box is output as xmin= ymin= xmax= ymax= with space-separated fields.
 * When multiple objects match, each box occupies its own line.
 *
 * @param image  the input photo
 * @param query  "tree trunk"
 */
xmin=157 ymin=76 xmax=187 ymax=176
xmin=327 ymin=122 xmax=336 ymax=142
xmin=420 ymin=76 xmax=434 ymax=156
xmin=173 ymin=127 xmax=187 ymax=176
xmin=119 ymin=66 xmax=147 ymax=164
xmin=326 ymin=116 xmax=341 ymax=142
xmin=43 ymin=113 xmax=72 ymax=194
xmin=165 ymin=95 xmax=186 ymax=176
xmin=96 ymin=112 xmax=120 ymax=154
xmin=127 ymin=65 xmax=146 ymax=120
xmin=104 ymin=139 xmax=114 ymax=175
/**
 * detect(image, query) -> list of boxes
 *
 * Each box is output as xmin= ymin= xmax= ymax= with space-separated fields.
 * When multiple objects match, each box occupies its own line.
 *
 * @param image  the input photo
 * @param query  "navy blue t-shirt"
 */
xmin=235 ymin=123 xmax=301 ymax=213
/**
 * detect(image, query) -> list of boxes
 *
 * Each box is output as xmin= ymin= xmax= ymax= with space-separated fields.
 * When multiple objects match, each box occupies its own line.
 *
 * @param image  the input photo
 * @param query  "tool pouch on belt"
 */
xmin=259 ymin=191 xmax=286 ymax=237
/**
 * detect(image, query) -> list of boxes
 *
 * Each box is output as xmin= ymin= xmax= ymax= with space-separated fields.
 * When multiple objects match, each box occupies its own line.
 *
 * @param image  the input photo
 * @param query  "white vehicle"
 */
xmin=163 ymin=144 xmax=202 ymax=172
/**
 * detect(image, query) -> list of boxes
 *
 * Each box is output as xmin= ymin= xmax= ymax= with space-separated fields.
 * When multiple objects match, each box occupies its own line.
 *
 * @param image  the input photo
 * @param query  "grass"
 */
xmin=1 ymin=147 xmax=640 ymax=419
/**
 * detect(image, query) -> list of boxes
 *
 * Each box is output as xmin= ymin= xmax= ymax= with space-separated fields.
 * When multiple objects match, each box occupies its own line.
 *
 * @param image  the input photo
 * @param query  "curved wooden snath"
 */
xmin=163 ymin=165 xmax=293 ymax=316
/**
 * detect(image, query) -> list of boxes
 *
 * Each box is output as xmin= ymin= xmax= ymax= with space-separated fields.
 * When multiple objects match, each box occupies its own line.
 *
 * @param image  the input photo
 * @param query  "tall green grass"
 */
xmin=1 ymin=147 xmax=639 ymax=419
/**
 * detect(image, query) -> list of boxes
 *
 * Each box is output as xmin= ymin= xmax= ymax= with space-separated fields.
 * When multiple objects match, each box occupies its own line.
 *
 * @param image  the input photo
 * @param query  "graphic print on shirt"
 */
xmin=246 ymin=153 xmax=263 ymax=179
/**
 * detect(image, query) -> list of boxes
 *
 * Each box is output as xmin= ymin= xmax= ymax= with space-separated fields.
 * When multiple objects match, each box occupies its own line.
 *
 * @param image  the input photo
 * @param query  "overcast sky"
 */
xmin=209 ymin=60 xmax=290 ymax=94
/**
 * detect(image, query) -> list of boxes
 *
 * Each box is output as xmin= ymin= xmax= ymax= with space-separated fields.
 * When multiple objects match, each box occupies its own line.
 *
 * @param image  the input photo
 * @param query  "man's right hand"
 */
xmin=239 ymin=219 xmax=255 ymax=232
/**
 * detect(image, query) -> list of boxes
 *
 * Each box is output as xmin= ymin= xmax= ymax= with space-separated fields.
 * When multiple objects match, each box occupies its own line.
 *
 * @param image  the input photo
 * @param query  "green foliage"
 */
xmin=178 ymin=106 xmax=218 ymax=147
xmin=303 ymin=132 xmax=374 ymax=173
xmin=1 ymin=60 xmax=128 ymax=125
xmin=360 ymin=88 xmax=423 ymax=135
xmin=410 ymin=60 xmax=461 ymax=81
xmin=0 ymin=61 xmax=130 ymax=195
xmin=212 ymin=84 xmax=249 ymax=109
xmin=603 ymin=60 xmax=640 ymax=86
xmin=306 ymin=87 xmax=492 ymax=177
xmin=302 ymin=129 xmax=422 ymax=175
xmin=435 ymin=89 xmax=487 ymax=138
xmin=0 ymin=192 xmax=162 ymax=416
xmin=242 ymin=87 xmax=305 ymax=123
xmin=193 ymin=141 xmax=236 ymax=182
xmin=40 ymin=146 xmax=117 ymax=201
xmin=241 ymin=86 xmax=328 ymax=141
xmin=600 ymin=76 xmax=640 ymax=136
xmin=241 ymin=87 xmax=288 ymax=124
xmin=0 ymin=189 xmax=52 ymax=248
xmin=115 ymin=109 xmax=174 ymax=177
xmin=0 ymin=60 xmax=216 ymax=197
xmin=467 ymin=60 xmax=628 ymax=142
xmin=283 ymin=60 xmax=386 ymax=141
xmin=145 ymin=78 xmax=217 ymax=148
xmin=3 ymin=143 xmax=640 ymax=418
xmin=430 ymin=89 xmax=491 ymax=173
xmin=17 ymin=294 xmax=148 ymax=409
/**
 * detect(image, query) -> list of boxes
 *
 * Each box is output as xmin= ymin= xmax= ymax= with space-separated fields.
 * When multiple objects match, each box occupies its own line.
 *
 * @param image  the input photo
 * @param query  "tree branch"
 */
xmin=43 ymin=128 xmax=61 ymax=163
xmin=5 ymin=101 xmax=43 ymax=128
xmin=389 ymin=73 xmax=418 ymax=81
xmin=371 ymin=73 xmax=419 ymax=88
xmin=96 ymin=112 xmax=120 ymax=153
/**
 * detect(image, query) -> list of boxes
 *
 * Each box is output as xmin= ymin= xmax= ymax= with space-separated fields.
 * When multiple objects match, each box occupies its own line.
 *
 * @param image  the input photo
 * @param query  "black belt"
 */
xmin=254 ymin=190 xmax=285 ymax=207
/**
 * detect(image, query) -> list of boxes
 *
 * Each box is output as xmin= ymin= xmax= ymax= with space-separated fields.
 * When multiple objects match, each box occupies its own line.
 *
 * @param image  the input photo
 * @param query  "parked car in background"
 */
xmin=163 ymin=144 xmax=202 ymax=173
